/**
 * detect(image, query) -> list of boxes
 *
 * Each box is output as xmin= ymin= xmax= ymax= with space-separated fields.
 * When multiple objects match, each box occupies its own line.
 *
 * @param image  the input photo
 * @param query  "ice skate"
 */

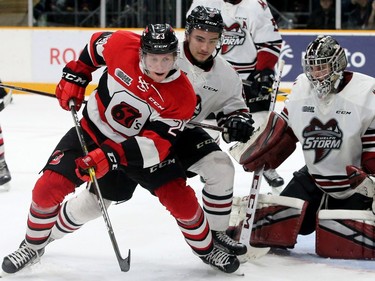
xmin=200 ymin=245 xmax=240 ymax=273
xmin=0 ymin=161 xmax=11 ymax=186
xmin=212 ymin=230 xmax=247 ymax=255
xmin=263 ymin=169 xmax=284 ymax=188
xmin=2 ymin=240 xmax=45 ymax=274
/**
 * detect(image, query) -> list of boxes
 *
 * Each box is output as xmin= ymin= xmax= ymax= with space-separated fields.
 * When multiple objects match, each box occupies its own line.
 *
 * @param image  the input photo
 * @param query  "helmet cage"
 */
xmin=303 ymin=36 xmax=347 ymax=99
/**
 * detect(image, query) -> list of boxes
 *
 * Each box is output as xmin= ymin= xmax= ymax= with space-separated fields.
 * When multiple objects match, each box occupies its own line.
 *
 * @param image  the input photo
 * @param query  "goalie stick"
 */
xmin=233 ymin=60 xmax=285 ymax=260
xmin=69 ymin=100 xmax=130 ymax=272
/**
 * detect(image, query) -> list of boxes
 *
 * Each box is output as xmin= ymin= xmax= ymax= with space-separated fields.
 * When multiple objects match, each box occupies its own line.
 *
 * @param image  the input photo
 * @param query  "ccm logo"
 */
xmin=336 ymin=110 xmax=351 ymax=115
xmin=63 ymin=72 xmax=88 ymax=86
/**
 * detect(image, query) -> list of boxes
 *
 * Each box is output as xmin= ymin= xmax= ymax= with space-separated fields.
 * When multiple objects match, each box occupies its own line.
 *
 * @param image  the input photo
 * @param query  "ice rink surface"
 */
xmin=0 ymin=94 xmax=375 ymax=280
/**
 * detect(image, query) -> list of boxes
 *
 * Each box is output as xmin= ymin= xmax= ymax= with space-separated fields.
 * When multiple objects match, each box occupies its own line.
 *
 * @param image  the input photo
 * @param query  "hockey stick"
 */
xmin=0 ymin=83 xmax=57 ymax=99
xmin=0 ymin=83 xmax=88 ymax=104
xmin=69 ymin=100 xmax=130 ymax=272
xmin=188 ymin=120 xmax=226 ymax=132
xmin=236 ymin=60 xmax=285 ymax=260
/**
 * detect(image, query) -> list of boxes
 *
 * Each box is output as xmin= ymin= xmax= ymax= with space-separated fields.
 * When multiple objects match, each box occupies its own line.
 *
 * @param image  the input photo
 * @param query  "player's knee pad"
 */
xmin=32 ymin=170 xmax=76 ymax=209
xmin=154 ymin=178 xmax=199 ymax=221
xmin=316 ymin=209 xmax=375 ymax=259
xmin=65 ymin=188 xmax=112 ymax=224
xmin=228 ymin=194 xmax=307 ymax=248
xmin=189 ymin=150 xmax=234 ymax=195
xmin=51 ymin=189 xmax=112 ymax=240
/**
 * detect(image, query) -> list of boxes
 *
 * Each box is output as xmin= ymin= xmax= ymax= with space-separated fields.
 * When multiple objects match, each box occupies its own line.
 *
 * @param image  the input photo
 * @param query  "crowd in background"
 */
xmin=32 ymin=0 xmax=375 ymax=29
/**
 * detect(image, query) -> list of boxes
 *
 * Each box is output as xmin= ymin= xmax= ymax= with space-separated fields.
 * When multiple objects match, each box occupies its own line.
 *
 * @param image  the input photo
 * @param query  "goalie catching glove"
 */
xmin=75 ymin=147 xmax=120 ymax=181
xmin=222 ymin=112 xmax=255 ymax=143
xmin=346 ymin=165 xmax=375 ymax=214
xmin=56 ymin=60 xmax=96 ymax=111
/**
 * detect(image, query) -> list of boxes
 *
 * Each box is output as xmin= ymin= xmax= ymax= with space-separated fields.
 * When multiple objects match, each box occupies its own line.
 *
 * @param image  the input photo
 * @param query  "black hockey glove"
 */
xmin=247 ymin=69 xmax=275 ymax=98
xmin=222 ymin=113 xmax=254 ymax=143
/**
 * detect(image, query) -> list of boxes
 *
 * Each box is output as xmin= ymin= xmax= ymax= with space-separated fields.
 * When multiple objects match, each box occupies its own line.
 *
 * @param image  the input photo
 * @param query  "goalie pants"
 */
xmin=281 ymin=165 xmax=372 ymax=235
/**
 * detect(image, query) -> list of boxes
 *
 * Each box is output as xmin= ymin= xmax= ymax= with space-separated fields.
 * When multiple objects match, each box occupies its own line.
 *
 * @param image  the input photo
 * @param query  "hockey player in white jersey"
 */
xmin=229 ymin=35 xmax=375 ymax=259
xmin=187 ymin=0 xmax=284 ymax=190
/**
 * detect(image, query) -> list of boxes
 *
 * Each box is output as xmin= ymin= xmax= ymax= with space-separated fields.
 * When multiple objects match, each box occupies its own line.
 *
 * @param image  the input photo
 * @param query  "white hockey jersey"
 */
xmin=187 ymin=0 xmax=282 ymax=79
xmin=281 ymin=72 xmax=375 ymax=199
xmin=177 ymin=42 xmax=248 ymax=125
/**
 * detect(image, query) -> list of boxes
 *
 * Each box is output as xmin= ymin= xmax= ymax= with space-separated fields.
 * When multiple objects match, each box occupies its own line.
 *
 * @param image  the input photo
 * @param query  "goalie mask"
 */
xmin=140 ymin=23 xmax=179 ymax=80
xmin=303 ymin=35 xmax=347 ymax=99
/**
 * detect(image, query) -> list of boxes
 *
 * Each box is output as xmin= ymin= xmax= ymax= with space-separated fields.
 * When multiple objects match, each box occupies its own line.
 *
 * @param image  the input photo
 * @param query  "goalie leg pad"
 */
xmin=316 ymin=209 xmax=375 ymax=259
xmin=228 ymin=194 xmax=307 ymax=248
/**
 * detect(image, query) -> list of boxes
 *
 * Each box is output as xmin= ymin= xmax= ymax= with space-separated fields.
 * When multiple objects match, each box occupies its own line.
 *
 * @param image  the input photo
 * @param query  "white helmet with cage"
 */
xmin=303 ymin=35 xmax=348 ymax=99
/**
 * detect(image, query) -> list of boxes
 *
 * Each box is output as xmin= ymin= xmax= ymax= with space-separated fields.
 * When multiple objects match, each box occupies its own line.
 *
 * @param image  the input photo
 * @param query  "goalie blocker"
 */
xmin=229 ymin=111 xmax=297 ymax=171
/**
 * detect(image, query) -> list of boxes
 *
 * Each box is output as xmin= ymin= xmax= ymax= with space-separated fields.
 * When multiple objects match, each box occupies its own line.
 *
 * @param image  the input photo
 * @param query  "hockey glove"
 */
xmin=346 ymin=165 xmax=375 ymax=214
xmin=247 ymin=69 xmax=275 ymax=97
xmin=56 ymin=60 xmax=93 ymax=111
xmin=222 ymin=113 xmax=254 ymax=143
xmin=75 ymin=147 xmax=120 ymax=181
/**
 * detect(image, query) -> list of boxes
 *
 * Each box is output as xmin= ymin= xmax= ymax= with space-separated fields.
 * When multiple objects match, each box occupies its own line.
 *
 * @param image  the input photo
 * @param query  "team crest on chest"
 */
xmin=302 ymin=118 xmax=343 ymax=164
xmin=221 ymin=22 xmax=246 ymax=54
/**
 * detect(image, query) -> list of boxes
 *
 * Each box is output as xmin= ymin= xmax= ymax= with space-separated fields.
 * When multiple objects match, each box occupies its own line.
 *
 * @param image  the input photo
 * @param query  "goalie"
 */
xmin=229 ymin=35 xmax=375 ymax=259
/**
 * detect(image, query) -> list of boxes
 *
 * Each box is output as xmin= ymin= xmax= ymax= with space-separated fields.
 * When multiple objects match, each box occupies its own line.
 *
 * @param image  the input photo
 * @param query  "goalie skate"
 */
xmin=2 ymin=240 xmax=45 ymax=274
xmin=200 ymin=245 xmax=240 ymax=274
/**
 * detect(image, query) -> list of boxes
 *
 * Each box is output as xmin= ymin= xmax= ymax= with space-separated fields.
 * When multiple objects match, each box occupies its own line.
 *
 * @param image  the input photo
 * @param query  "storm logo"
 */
xmin=221 ymin=23 xmax=246 ymax=54
xmin=302 ymin=118 xmax=342 ymax=164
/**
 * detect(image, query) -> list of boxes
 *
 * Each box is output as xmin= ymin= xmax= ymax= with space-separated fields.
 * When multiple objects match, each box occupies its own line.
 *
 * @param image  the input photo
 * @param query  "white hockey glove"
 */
xmin=346 ymin=165 xmax=375 ymax=214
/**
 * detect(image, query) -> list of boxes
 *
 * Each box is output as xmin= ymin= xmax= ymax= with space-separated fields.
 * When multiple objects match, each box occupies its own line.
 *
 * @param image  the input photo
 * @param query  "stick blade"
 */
xmin=119 ymin=249 xmax=131 ymax=272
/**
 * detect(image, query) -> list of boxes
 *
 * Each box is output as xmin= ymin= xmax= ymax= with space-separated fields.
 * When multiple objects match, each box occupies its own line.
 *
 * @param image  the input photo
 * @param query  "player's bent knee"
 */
xmin=190 ymin=151 xmax=234 ymax=194
xmin=316 ymin=209 xmax=375 ymax=259
xmin=65 ymin=188 xmax=112 ymax=224
xmin=32 ymin=170 xmax=76 ymax=208
xmin=154 ymin=178 xmax=199 ymax=221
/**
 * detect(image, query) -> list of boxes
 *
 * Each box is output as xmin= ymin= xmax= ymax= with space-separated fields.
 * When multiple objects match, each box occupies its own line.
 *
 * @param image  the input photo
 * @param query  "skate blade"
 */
xmin=0 ymin=182 xmax=11 ymax=192
xmin=0 ymin=270 xmax=9 ymax=278
xmin=239 ymin=246 xmax=270 ymax=262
